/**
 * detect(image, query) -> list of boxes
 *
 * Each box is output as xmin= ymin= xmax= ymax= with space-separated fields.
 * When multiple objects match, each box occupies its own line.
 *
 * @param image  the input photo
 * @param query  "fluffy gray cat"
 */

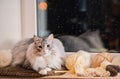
xmin=10 ymin=34 xmax=66 ymax=75
xmin=58 ymin=30 xmax=107 ymax=52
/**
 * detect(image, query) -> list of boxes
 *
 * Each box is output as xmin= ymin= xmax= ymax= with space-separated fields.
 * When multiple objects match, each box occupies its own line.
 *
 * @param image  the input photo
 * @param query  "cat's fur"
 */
xmin=11 ymin=38 xmax=34 ymax=67
xmin=58 ymin=30 xmax=107 ymax=52
xmin=26 ymin=34 xmax=66 ymax=75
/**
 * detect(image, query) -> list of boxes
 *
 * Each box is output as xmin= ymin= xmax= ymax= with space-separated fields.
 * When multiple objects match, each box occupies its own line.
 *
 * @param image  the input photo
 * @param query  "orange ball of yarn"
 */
xmin=91 ymin=53 xmax=113 ymax=68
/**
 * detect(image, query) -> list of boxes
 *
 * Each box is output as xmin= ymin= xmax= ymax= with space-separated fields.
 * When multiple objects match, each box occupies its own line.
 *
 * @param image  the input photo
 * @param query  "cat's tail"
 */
xmin=0 ymin=49 xmax=12 ymax=67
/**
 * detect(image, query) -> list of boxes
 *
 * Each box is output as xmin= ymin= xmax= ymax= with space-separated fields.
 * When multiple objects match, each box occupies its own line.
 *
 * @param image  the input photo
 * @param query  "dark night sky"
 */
xmin=47 ymin=0 xmax=105 ymax=35
xmin=47 ymin=0 xmax=90 ymax=36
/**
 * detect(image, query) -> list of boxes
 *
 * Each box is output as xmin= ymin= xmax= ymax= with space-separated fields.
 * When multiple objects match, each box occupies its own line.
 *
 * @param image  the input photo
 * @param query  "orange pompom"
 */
xmin=38 ymin=2 xmax=48 ymax=10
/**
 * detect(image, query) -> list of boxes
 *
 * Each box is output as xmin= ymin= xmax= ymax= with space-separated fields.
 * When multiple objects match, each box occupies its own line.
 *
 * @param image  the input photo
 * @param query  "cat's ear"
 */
xmin=33 ymin=35 xmax=39 ymax=42
xmin=33 ymin=35 xmax=42 ymax=44
xmin=47 ymin=34 xmax=54 ymax=41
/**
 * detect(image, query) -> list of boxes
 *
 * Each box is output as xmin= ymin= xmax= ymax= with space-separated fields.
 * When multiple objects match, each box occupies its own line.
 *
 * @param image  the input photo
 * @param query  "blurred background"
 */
xmin=0 ymin=0 xmax=119 ymax=51
xmin=37 ymin=0 xmax=120 ymax=51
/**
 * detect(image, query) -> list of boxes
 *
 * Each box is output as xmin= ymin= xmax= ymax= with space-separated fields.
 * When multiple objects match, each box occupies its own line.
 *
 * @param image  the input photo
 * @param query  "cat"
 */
xmin=57 ymin=30 xmax=107 ymax=52
xmin=26 ymin=34 xmax=66 ymax=75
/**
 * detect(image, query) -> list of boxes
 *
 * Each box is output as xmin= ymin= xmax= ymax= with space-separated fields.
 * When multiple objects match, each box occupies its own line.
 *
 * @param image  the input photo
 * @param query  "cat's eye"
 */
xmin=38 ymin=46 xmax=42 ymax=48
xmin=47 ymin=45 xmax=50 ymax=47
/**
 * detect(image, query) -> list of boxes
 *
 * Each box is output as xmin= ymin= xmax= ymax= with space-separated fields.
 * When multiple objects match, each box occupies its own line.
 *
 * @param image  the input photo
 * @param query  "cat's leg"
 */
xmin=22 ymin=60 xmax=32 ymax=70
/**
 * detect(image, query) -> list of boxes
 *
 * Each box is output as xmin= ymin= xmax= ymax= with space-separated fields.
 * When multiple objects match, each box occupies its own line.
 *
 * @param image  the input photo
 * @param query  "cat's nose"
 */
xmin=42 ymin=49 xmax=48 ymax=54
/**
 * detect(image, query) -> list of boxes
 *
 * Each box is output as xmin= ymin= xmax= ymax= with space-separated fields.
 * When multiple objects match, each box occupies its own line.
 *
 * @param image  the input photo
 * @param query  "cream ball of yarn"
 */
xmin=65 ymin=50 xmax=91 ymax=74
xmin=65 ymin=52 xmax=80 ymax=72
xmin=0 ymin=50 xmax=12 ymax=67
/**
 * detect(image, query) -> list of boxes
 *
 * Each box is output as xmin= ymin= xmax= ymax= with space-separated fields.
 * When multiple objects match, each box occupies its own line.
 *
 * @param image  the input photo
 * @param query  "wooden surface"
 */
xmin=0 ymin=73 xmax=120 ymax=79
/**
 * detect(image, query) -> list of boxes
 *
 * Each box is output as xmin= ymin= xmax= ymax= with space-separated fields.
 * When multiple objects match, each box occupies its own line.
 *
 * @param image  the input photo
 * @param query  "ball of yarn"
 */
xmin=91 ymin=53 xmax=113 ymax=68
xmin=65 ymin=52 xmax=80 ymax=72
xmin=65 ymin=50 xmax=91 ymax=74
xmin=0 ymin=50 xmax=12 ymax=67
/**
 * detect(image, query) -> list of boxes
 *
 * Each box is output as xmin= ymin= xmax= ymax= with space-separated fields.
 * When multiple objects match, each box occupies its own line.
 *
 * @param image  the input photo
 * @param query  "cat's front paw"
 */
xmin=45 ymin=67 xmax=52 ymax=72
xmin=39 ymin=69 xmax=48 ymax=75
xmin=39 ymin=68 xmax=52 ymax=76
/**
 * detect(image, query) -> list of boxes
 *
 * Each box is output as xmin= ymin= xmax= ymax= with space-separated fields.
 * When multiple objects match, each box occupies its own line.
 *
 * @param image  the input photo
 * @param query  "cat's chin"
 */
xmin=43 ymin=52 xmax=53 ymax=57
xmin=43 ymin=53 xmax=51 ymax=57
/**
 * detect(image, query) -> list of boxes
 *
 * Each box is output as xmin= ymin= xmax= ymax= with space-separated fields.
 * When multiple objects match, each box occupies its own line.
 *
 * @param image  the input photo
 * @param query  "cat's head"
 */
xmin=33 ymin=34 xmax=54 ymax=56
xmin=43 ymin=34 xmax=54 ymax=55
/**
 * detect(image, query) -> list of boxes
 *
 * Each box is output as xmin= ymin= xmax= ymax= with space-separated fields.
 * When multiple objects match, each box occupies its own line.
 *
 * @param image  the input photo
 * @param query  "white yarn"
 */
xmin=0 ymin=50 xmax=12 ymax=67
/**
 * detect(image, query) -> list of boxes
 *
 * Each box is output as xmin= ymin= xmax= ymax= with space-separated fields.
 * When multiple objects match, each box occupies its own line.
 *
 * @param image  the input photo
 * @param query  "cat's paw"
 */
xmin=45 ymin=67 xmax=52 ymax=72
xmin=39 ymin=69 xmax=48 ymax=75
xmin=39 ymin=68 xmax=52 ymax=75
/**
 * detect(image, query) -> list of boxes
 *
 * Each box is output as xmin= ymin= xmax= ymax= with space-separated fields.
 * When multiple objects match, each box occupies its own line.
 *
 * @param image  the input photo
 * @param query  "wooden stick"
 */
xmin=54 ymin=70 xmax=69 ymax=74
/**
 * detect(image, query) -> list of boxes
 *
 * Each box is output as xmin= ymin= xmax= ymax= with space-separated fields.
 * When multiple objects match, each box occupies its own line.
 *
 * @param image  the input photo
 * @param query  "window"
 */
xmin=36 ymin=0 xmax=120 ymax=52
